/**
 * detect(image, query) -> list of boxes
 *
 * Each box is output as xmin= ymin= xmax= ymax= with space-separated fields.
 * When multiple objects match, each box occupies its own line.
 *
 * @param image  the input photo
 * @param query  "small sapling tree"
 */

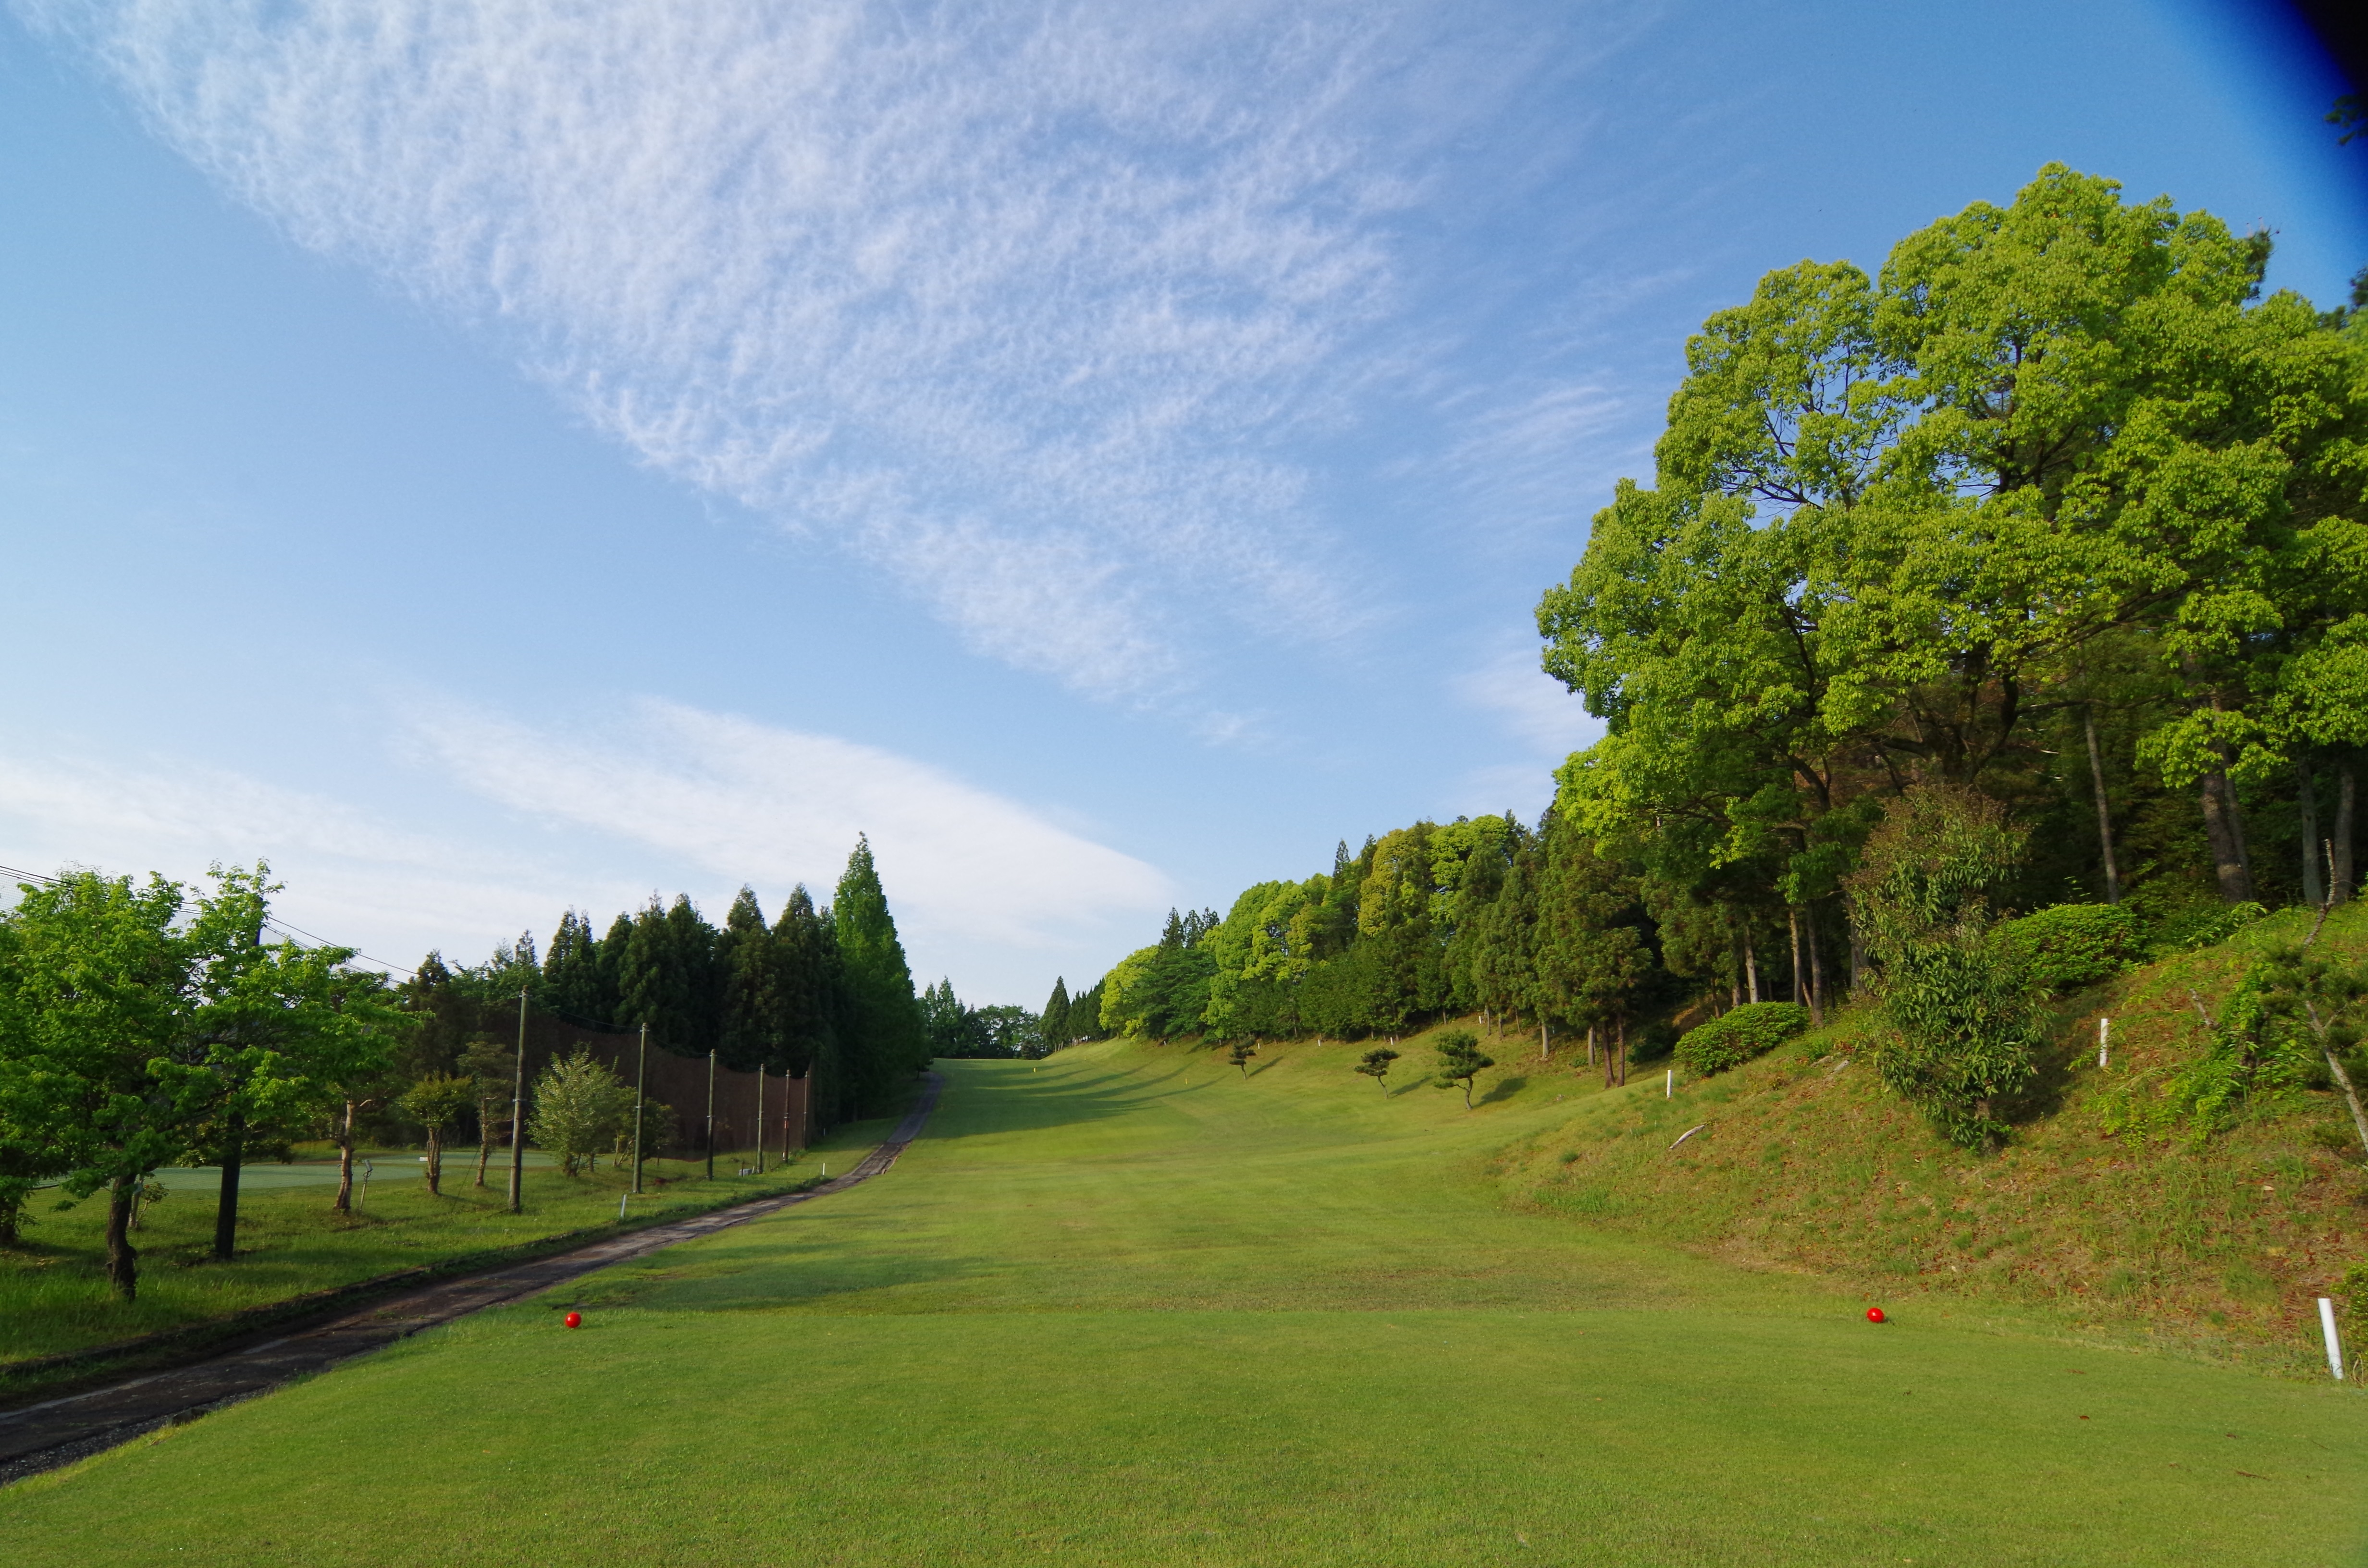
xmin=530 ymin=1049 xmax=632 ymax=1177
xmin=400 ymin=1073 xmax=475 ymax=1196
xmin=1228 ymin=1040 xmax=1258 ymax=1078
xmin=1354 ymin=1046 xmax=1399 ymax=1094
xmin=457 ymin=1036 xmax=515 ymax=1188
xmin=1432 ymin=1030 xmax=1494 ymax=1109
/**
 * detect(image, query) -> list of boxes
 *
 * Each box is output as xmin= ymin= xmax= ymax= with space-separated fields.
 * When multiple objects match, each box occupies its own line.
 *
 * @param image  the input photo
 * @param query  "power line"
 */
xmin=6 ymin=859 xmax=416 ymax=978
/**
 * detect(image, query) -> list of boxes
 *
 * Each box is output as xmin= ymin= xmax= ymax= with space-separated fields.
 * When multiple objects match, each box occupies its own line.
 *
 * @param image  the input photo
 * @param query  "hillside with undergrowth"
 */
xmin=1487 ymin=902 xmax=2368 ymax=1372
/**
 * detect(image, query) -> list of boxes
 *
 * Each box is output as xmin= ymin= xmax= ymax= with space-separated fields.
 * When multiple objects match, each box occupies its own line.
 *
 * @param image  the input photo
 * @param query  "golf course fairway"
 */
xmin=4 ymin=1041 xmax=2362 ymax=1566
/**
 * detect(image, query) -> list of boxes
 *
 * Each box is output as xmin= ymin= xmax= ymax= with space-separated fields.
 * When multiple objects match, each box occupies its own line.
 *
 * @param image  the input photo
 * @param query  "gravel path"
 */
xmin=0 ymin=1072 xmax=943 ymax=1486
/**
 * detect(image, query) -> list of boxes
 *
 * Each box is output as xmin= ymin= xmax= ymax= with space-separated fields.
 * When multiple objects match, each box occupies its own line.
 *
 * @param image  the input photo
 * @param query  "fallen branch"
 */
xmin=1669 ymin=1124 xmax=1706 ymax=1151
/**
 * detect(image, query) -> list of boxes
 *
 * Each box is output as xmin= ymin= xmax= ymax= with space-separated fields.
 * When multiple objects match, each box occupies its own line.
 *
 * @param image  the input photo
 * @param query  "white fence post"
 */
xmin=2097 ymin=1016 xmax=2110 ymax=1069
xmin=2321 ymin=1298 xmax=2346 ymax=1381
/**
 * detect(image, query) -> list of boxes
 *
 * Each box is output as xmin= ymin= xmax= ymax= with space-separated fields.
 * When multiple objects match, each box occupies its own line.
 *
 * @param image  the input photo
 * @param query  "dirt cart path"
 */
xmin=0 ymin=1072 xmax=944 ymax=1485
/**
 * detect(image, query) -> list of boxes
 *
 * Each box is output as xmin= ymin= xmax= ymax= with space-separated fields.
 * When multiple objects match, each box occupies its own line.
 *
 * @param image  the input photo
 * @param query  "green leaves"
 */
xmin=1431 ymin=1029 xmax=1493 ymax=1108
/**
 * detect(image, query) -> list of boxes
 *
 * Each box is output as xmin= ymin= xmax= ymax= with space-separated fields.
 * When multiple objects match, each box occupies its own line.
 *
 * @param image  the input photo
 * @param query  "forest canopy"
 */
xmin=1066 ymin=166 xmax=2367 ymax=1101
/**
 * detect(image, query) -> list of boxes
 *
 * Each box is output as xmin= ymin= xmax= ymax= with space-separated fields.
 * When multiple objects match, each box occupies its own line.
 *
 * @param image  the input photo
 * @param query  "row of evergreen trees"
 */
xmin=398 ymin=837 xmax=928 ymax=1126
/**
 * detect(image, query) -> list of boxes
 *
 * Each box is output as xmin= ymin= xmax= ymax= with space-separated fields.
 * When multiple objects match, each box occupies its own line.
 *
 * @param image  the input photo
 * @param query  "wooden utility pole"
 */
xmin=630 ymin=1022 xmax=648 ymax=1195
xmin=506 ymin=987 xmax=528 ymax=1214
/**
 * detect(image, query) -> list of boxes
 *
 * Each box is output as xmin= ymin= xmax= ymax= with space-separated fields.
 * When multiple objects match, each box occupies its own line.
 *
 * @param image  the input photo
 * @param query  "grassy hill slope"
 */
xmin=4 ymin=1034 xmax=2362 ymax=1566
xmin=1492 ymin=901 xmax=2368 ymax=1374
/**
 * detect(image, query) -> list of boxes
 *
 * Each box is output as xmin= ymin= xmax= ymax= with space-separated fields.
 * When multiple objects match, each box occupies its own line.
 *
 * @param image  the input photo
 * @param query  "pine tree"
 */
xmin=1042 ymin=977 xmax=1071 ymax=1050
xmin=718 ymin=887 xmax=782 ymax=1069
xmin=834 ymin=836 xmax=926 ymax=1115
xmin=541 ymin=910 xmax=608 ymax=1024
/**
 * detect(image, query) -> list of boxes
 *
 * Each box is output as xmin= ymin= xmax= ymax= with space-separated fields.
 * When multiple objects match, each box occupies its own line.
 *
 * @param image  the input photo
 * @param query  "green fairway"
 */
xmin=5 ymin=1041 xmax=2363 ymax=1566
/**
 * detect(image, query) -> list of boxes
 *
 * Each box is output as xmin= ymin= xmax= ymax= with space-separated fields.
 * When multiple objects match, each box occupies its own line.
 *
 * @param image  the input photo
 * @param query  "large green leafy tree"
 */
xmin=0 ymin=872 xmax=190 ymax=1292
xmin=1540 ymin=164 xmax=2367 ymax=965
xmin=182 ymin=866 xmax=402 ymax=1260
xmin=834 ymin=837 xmax=926 ymax=1114
xmin=0 ymin=867 xmax=401 ymax=1294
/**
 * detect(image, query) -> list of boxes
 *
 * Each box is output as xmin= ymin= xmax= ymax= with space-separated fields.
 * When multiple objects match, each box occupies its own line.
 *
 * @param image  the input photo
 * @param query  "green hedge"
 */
xmin=1674 ymin=1002 xmax=1812 ymax=1076
xmin=1994 ymin=902 xmax=2139 ymax=992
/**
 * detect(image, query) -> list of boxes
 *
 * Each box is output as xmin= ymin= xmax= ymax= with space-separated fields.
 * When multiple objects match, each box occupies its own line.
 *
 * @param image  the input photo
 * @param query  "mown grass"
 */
xmin=1505 ymin=900 xmax=2368 ymax=1369
xmin=4 ymin=1040 xmax=2362 ymax=1566
xmin=0 ymin=1112 xmax=899 ymax=1379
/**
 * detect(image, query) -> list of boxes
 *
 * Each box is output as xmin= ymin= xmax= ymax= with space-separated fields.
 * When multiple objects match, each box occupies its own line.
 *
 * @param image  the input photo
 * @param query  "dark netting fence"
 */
xmin=511 ymin=1006 xmax=812 ymax=1160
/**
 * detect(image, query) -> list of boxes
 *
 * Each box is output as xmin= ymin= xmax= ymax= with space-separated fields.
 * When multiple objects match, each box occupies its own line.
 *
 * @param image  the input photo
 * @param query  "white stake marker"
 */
xmin=1666 ymin=1068 xmax=1673 ymax=1098
xmin=2321 ymin=1298 xmax=2346 ymax=1381
xmin=2098 ymin=1016 xmax=2110 ymax=1069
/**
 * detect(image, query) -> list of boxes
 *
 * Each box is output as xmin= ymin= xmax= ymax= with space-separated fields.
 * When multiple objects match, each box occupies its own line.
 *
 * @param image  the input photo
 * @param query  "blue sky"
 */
xmin=2 ymin=0 xmax=2362 ymax=1004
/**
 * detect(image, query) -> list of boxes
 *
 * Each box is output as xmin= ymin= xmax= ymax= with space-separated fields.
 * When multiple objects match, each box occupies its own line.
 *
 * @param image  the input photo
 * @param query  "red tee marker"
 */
xmin=1866 ymin=1307 xmax=1887 ymax=1324
xmin=564 ymin=1311 xmax=582 ymax=1329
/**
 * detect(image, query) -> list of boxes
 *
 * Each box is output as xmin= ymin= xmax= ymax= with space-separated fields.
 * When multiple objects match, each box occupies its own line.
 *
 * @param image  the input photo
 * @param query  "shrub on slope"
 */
xmin=1674 ymin=1004 xmax=1811 ymax=1076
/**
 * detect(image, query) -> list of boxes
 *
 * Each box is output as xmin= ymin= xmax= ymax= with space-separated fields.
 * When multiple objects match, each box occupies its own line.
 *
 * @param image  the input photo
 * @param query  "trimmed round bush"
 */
xmin=1674 ymin=1002 xmax=1812 ymax=1076
xmin=1994 ymin=902 xmax=2138 ymax=992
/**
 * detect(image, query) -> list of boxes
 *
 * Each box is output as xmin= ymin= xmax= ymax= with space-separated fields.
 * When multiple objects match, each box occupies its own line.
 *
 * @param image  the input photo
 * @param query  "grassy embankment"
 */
xmin=1502 ymin=899 xmax=2368 ymax=1372
xmin=0 ymin=1115 xmax=899 ymax=1395
xmin=3 ymin=1035 xmax=2361 ymax=1566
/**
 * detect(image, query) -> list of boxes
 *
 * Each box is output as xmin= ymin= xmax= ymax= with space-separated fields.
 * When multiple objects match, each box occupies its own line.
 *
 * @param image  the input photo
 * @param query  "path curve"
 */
xmin=0 ymin=1071 xmax=944 ymax=1485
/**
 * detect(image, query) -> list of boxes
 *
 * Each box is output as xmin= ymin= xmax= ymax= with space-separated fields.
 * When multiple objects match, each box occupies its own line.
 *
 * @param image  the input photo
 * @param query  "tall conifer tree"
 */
xmin=833 ymin=836 xmax=926 ymax=1114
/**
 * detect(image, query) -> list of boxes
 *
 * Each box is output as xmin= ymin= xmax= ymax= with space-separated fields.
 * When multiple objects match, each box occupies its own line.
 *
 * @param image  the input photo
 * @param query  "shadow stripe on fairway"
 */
xmin=0 ymin=1072 xmax=944 ymax=1486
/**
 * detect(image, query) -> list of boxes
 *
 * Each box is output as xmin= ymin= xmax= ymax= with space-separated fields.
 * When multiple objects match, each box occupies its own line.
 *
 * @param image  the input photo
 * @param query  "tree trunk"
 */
xmin=1616 ymin=1017 xmax=1628 ymax=1087
xmin=212 ymin=1107 xmax=245 ymax=1262
xmin=2199 ymin=770 xmax=2256 ymax=905
xmin=105 ymin=1175 xmax=139 ymax=1301
xmin=1803 ymin=906 xmax=1825 ymax=1027
xmin=2336 ymin=762 xmax=2357 ymax=906
xmin=1539 ymin=1022 xmax=1549 ymax=1062
xmin=333 ymin=1101 xmax=358 ymax=1214
xmin=2325 ymin=1046 xmax=2368 ymax=1161
xmin=2301 ymin=762 xmax=2325 ymax=911
xmin=424 ymin=1125 xmax=443 ymax=1197
xmin=2084 ymin=707 xmax=2122 ymax=904
xmin=1743 ymin=933 xmax=1759 ymax=1004
xmin=1586 ymin=1026 xmax=1595 ymax=1066
xmin=474 ymin=1103 xmax=494 ymax=1188
xmin=1788 ymin=906 xmax=1803 ymax=1005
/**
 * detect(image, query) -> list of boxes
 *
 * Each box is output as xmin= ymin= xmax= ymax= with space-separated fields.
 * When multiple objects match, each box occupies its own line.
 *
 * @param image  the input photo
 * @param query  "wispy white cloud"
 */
xmin=0 ymin=701 xmax=1172 ymax=992
xmin=18 ymin=0 xmax=1498 ymax=698
xmin=407 ymin=695 xmax=1170 ymax=947
xmin=1455 ymin=646 xmax=1603 ymax=757
xmin=0 ymin=752 xmax=595 ymax=970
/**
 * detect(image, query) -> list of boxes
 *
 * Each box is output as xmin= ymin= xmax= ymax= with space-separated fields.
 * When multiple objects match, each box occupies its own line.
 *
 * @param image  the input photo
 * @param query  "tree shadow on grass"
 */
xmin=917 ymin=1060 xmax=1202 ymax=1145
xmin=1477 ymin=1075 xmax=1529 ymax=1106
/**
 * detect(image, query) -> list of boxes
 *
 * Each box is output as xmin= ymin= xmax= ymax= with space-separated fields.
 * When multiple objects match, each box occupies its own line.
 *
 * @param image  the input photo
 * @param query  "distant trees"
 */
xmin=922 ymin=979 xmax=1045 ymax=1059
